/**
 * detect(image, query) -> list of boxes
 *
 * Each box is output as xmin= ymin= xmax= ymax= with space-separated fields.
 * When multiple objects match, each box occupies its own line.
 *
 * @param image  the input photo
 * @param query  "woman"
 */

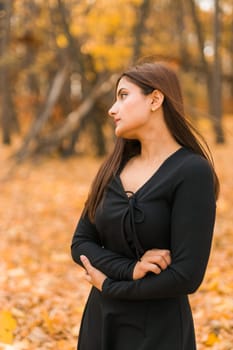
xmin=71 ymin=61 xmax=218 ymax=350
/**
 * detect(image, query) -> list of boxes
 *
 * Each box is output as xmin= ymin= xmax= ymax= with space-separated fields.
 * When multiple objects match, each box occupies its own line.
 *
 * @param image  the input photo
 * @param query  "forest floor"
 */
xmin=0 ymin=117 xmax=233 ymax=350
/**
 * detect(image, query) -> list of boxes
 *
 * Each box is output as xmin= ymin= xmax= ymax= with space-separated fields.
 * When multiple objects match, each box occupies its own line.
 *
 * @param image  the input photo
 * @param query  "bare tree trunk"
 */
xmin=24 ymin=1 xmax=41 ymax=112
xmin=188 ymin=0 xmax=214 ymax=110
xmin=34 ymin=74 xmax=117 ymax=154
xmin=55 ymin=0 xmax=96 ymax=94
xmin=91 ymin=103 xmax=107 ymax=157
xmin=176 ymin=0 xmax=190 ymax=70
xmin=229 ymin=10 xmax=233 ymax=97
xmin=15 ymin=65 xmax=69 ymax=160
xmin=188 ymin=0 xmax=209 ymax=72
xmin=188 ymin=0 xmax=225 ymax=142
xmin=212 ymin=0 xmax=224 ymax=143
xmin=0 ymin=0 xmax=18 ymax=144
xmin=49 ymin=0 xmax=101 ymax=154
xmin=132 ymin=0 xmax=151 ymax=62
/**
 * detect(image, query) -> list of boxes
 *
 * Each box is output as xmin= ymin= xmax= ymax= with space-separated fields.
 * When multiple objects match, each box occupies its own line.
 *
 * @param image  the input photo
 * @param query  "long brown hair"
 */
xmin=84 ymin=62 xmax=219 ymax=221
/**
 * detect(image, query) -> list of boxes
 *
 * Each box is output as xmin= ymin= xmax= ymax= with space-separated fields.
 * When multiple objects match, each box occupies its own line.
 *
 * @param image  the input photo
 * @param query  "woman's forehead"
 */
xmin=117 ymin=77 xmax=137 ymax=91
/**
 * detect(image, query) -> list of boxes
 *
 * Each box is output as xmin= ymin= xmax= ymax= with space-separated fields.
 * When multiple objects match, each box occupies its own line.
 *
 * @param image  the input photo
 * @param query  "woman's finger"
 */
xmin=142 ymin=255 xmax=166 ymax=270
xmin=80 ymin=255 xmax=107 ymax=291
xmin=80 ymin=255 xmax=93 ymax=273
xmin=146 ymin=262 xmax=161 ymax=275
xmin=157 ymin=250 xmax=172 ymax=265
xmin=141 ymin=261 xmax=161 ymax=275
xmin=142 ymin=249 xmax=172 ymax=268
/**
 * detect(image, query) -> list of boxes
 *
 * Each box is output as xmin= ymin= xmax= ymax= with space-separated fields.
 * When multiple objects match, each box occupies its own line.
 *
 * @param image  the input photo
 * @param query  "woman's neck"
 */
xmin=138 ymin=123 xmax=180 ymax=164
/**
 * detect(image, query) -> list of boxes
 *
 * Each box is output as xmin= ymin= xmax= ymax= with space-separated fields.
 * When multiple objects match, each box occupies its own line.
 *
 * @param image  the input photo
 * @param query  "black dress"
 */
xmin=71 ymin=148 xmax=216 ymax=350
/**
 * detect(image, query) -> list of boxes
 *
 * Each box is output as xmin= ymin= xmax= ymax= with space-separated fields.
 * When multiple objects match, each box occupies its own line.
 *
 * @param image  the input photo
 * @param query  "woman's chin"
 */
xmin=115 ymin=126 xmax=123 ymax=138
xmin=115 ymin=128 xmax=136 ymax=139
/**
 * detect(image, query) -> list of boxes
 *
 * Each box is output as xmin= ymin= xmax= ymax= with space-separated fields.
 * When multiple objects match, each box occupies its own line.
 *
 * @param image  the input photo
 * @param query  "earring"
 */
xmin=151 ymin=108 xmax=155 ymax=112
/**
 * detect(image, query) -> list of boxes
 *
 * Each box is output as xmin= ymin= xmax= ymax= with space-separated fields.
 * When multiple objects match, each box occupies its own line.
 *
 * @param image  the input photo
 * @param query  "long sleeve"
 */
xmin=102 ymin=157 xmax=216 ymax=300
xmin=71 ymin=213 xmax=136 ymax=280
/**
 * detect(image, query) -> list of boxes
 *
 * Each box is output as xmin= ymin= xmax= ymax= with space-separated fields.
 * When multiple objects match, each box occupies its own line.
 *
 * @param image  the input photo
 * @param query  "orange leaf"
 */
xmin=0 ymin=310 xmax=17 ymax=344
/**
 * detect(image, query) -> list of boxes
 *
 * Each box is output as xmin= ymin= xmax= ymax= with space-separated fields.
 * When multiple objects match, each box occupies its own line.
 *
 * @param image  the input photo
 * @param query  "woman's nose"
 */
xmin=108 ymin=103 xmax=117 ymax=118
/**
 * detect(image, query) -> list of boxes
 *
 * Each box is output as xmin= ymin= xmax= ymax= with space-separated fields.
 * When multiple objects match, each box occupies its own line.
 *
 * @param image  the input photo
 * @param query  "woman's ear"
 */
xmin=150 ymin=90 xmax=164 ymax=112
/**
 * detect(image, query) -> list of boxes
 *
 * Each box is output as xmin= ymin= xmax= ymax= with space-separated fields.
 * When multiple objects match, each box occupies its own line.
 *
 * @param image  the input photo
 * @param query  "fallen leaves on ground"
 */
xmin=0 ymin=117 xmax=233 ymax=350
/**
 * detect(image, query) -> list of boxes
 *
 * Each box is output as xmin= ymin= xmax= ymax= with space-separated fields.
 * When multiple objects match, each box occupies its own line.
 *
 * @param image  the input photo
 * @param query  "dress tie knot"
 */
xmin=122 ymin=191 xmax=145 ymax=259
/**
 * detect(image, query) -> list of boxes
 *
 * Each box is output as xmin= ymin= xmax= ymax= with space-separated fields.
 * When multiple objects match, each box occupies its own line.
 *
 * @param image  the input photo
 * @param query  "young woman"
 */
xmin=71 ymin=61 xmax=219 ymax=350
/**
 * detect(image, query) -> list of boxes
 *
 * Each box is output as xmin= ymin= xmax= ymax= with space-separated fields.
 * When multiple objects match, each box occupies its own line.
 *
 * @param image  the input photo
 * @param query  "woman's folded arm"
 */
xmin=71 ymin=213 xmax=136 ymax=280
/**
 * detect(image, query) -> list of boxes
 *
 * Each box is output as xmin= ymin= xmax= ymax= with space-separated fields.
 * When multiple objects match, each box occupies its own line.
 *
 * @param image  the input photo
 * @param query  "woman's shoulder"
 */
xmin=176 ymin=148 xmax=214 ymax=181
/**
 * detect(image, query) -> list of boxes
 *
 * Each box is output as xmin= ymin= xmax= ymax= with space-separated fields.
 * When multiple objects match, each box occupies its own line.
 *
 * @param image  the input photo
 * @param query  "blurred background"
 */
xmin=0 ymin=0 xmax=232 ymax=157
xmin=0 ymin=0 xmax=232 ymax=349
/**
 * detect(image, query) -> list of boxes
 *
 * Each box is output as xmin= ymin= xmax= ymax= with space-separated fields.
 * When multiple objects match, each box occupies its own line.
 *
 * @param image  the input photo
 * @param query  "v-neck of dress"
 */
xmin=117 ymin=147 xmax=185 ymax=198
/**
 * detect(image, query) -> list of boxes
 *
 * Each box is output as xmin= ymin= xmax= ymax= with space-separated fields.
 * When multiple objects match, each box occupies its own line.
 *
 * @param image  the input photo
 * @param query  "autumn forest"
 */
xmin=0 ymin=0 xmax=233 ymax=349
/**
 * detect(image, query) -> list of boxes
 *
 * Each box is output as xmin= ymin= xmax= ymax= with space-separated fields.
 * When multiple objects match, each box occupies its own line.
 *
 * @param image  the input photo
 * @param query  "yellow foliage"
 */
xmin=56 ymin=34 xmax=68 ymax=48
xmin=75 ymin=0 xmax=137 ymax=71
xmin=204 ymin=332 xmax=220 ymax=346
xmin=91 ymin=45 xmax=132 ymax=71
xmin=70 ymin=23 xmax=81 ymax=37
xmin=42 ymin=310 xmax=55 ymax=335
xmin=0 ymin=310 xmax=17 ymax=344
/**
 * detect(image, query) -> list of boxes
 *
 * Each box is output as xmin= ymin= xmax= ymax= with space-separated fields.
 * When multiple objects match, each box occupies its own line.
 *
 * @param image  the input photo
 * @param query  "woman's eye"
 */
xmin=120 ymin=93 xmax=128 ymax=99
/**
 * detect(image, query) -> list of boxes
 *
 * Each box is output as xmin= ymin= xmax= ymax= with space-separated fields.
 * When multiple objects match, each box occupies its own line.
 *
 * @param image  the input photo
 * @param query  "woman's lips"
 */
xmin=114 ymin=118 xmax=121 ymax=125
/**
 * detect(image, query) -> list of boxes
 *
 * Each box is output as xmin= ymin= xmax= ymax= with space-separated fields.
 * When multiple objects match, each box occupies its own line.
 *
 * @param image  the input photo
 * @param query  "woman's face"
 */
xmin=108 ymin=77 xmax=153 ymax=139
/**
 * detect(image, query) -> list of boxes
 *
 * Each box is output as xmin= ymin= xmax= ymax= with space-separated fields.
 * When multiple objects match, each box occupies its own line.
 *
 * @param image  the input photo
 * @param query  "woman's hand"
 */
xmin=133 ymin=249 xmax=171 ymax=280
xmin=80 ymin=255 xmax=107 ymax=291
